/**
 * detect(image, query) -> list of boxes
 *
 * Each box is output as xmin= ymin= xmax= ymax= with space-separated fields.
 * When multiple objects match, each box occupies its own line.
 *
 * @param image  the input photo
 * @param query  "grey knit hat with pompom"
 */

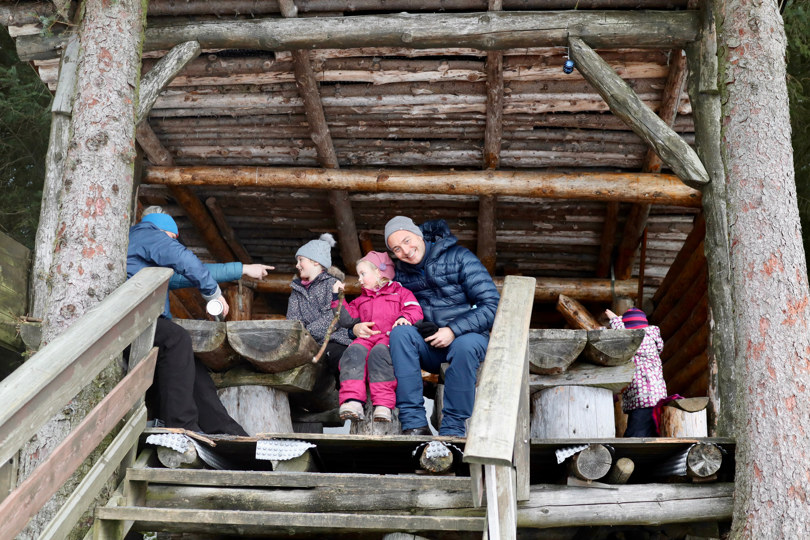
xmin=296 ymin=233 xmax=336 ymax=269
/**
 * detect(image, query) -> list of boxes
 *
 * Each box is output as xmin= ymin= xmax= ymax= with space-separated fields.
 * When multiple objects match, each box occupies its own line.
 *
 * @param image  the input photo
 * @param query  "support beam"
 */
xmin=136 ymin=123 xmax=236 ymax=262
xmin=246 ymin=274 xmax=638 ymax=302
xmin=205 ymin=197 xmax=252 ymax=264
xmin=16 ymin=11 xmax=701 ymax=61
xmin=595 ymin=202 xmax=619 ymax=278
xmin=144 ymin=167 xmax=701 ymax=206
xmin=283 ymin=1 xmax=362 ymax=274
xmin=477 ymin=195 xmax=497 ymax=275
xmin=685 ymin=2 xmax=735 ymax=436
xmin=568 ymin=37 xmax=708 ymax=188
xmin=137 ymin=41 xmax=201 ymax=125
xmin=614 ymin=50 xmax=688 ymax=279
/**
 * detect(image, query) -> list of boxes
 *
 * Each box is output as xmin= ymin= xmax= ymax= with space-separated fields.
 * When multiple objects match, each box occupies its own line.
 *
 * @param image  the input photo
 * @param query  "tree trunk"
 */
xmin=20 ymin=1 xmax=145 ymax=538
xmin=716 ymin=0 xmax=810 ymax=536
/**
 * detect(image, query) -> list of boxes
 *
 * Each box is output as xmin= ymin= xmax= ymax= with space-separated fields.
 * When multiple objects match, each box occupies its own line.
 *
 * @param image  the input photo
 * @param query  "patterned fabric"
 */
xmin=287 ymin=271 xmax=352 ymax=346
xmin=610 ymin=316 xmax=667 ymax=412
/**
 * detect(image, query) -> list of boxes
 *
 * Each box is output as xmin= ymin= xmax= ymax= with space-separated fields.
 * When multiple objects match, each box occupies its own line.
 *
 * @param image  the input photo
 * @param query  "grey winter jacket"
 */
xmin=287 ymin=270 xmax=352 ymax=346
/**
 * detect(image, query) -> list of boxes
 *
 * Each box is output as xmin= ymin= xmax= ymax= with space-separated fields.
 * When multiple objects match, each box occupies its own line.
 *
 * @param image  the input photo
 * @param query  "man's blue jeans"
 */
xmin=389 ymin=325 xmax=489 ymax=436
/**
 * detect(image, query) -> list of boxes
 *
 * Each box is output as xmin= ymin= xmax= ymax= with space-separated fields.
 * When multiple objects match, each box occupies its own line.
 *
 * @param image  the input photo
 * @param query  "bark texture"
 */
xmin=20 ymin=1 xmax=146 ymax=538
xmin=716 ymin=0 xmax=810 ymax=536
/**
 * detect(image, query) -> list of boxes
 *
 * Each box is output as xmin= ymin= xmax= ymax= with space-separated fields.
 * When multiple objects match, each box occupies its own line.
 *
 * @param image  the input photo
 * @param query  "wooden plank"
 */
xmin=515 ymin=365 xmax=530 ymax=502
xmin=529 ymin=361 xmax=635 ymax=393
xmin=0 ymin=232 xmax=30 ymax=351
xmin=95 ymin=506 xmax=485 ymax=531
xmin=0 ymin=348 xmax=157 ymax=540
xmin=465 ymin=276 xmax=535 ymax=467
xmin=210 ymin=364 xmax=321 ymax=393
xmin=568 ymin=36 xmax=709 ymax=188
xmin=127 ymin=468 xmax=474 ymax=490
xmin=517 ymin=483 xmax=733 ymax=528
xmin=137 ymin=40 xmax=201 ymax=124
xmin=0 ymin=267 xmax=171 ymax=466
xmin=494 ymin=464 xmax=517 ymax=539
xmin=18 ymin=11 xmax=701 ymax=61
xmin=39 ymin=406 xmax=148 ymax=540
xmin=144 ymin=167 xmax=702 ymax=207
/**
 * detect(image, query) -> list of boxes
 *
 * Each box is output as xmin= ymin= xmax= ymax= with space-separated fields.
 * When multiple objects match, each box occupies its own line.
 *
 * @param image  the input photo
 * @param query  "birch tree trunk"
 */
xmin=19 ymin=1 xmax=146 ymax=537
xmin=715 ymin=0 xmax=810 ymax=536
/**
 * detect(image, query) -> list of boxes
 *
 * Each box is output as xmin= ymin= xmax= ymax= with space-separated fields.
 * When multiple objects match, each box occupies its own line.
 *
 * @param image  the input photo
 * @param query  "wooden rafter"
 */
xmin=137 ymin=41 xmax=201 ymax=125
xmin=613 ymin=51 xmax=688 ymax=279
xmin=568 ymin=37 xmax=708 ymax=188
xmin=282 ymin=0 xmax=363 ymax=273
xmin=16 ymin=11 xmax=701 ymax=61
xmin=143 ymin=167 xmax=702 ymax=206
xmin=477 ymin=0 xmax=504 ymax=275
xmin=205 ymin=197 xmax=252 ymax=264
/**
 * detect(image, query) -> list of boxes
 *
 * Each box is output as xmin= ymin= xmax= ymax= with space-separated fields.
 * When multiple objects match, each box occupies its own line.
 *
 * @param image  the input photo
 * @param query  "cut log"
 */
xmin=227 ymin=320 xmax=319 ymax=373
xmin=218 ymin=386 xmax=292 ymax=436
xmin=418 ymin=442 xmax=454 ymax=475
xmin=157 ymin=444 xmax=203 ymax=470
xmin=659 ymin=406 xmax=708 ymax=438
xmin=669 ymin=397 xmax=709 ymax=412
xmin=582 ymin=329 xmax=645 ymax=366
xmin=531 ymin=385 xmax=615 ymax=438
xmin=686 ymin=443 xmax=723 ymax=479
xmin=209 ymin=364 xmax=322 ymax=393
xmin=273 ymin=450 xmax=317 ymax=473
xmin=349 ymin=399 xmax=401 ymax=436
xmin=569 ymin=444 xmax=612 ymax=481
xmin=556 ymin=294 xmax=601 ymax=330
xmin=527 ymin=329 xmax=587 ymax=374
xmin=604 ymin=457 xmax=635 ymax=484
xmin=172 ymin=319 xmax=240 ymax=371
xmin=529 ymin=361 xmax=634 ymax=394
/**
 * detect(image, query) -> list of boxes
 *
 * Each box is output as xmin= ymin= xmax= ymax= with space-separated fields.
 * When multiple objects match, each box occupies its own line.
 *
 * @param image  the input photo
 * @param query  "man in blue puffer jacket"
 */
xmin=381 ymin=217 xmax=500 ymax=437
xmin=128 ymin=213 xmax=249 ymax=435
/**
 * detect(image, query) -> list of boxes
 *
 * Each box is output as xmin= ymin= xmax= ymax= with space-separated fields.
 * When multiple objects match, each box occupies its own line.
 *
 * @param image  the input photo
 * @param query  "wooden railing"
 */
xmin=464 ymin=275 xmax=536 ymax=540
xmin=0 ymin=267 xmax=172 ymax=540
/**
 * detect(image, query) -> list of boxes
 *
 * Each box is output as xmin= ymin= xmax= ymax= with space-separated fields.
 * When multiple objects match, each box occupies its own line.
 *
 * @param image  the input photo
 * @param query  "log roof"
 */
xmin=11 ymin=0 xmax=703 ymax=333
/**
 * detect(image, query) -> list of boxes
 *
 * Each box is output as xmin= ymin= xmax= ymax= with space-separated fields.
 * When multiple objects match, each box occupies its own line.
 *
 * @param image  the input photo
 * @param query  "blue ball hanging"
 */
xmin=563 ymin=59 xmax=575 ymax=74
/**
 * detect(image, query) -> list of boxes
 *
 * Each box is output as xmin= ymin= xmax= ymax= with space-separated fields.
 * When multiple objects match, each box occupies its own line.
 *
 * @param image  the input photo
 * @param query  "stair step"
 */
xmin=94 ymin=506 xmax=485 ymax=535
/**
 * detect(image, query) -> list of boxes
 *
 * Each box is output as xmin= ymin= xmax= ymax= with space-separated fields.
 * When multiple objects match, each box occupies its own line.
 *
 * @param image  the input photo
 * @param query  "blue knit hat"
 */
xmin=142 ymin=213 xmax=178 ymax=235
xmin=296 ymin=233 xmax=336 ymax=269
xmin=622 ymin=307 xmax=648 ymax=329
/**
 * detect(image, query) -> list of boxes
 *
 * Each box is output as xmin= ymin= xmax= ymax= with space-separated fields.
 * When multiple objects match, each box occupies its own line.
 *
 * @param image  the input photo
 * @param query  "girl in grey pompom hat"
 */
xmin=288 ymin=233 xmax=352 ymax=381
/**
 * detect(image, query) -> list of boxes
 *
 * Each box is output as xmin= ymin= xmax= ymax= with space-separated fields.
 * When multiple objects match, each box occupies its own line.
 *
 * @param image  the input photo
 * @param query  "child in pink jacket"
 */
xmin=332 ymin=251 xmax=423 ymax=423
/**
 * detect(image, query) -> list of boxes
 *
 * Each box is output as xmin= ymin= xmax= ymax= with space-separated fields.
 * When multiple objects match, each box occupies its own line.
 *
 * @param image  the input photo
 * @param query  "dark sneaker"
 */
xmin=401 ymin=425 xmax=431 ymax=436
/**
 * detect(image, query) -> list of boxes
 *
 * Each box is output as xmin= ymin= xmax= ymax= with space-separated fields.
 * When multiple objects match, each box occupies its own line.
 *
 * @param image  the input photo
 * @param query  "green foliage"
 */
xmin=0 ymin=26 xmax=51 ymax=249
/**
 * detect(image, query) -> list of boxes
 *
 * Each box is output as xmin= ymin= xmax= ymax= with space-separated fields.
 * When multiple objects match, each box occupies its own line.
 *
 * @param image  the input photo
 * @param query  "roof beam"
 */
xmin=143 ymin=167 xmax=702 ymax=206
xmin=613 ymin=50 xmax=688 ymax=279
xmin=282 ymin=0 xmax=363 ymax=273
xmin=16 ymin=11 xmax=701 ymax=61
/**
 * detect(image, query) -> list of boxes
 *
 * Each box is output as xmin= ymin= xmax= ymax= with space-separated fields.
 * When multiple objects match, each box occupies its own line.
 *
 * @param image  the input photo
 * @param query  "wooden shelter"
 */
xmin=0 ymin=0 xmax=741 ymax=538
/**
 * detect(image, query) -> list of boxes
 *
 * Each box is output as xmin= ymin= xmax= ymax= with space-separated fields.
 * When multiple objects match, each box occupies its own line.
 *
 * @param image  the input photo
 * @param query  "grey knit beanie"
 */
xmin=384 ymin=216 xmax=423 ymax=249
xmin=296 ymin=233 xmax=336 ymax=269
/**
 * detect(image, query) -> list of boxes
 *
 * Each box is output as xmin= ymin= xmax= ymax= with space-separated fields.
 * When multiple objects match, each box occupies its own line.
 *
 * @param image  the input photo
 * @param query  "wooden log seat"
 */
xmin=172 ymin=319 xmax=240 ymax=371
xmin=582 ymin=328 xmax=645 ymax=366
xmin=528 ymin=329 xmax=587 ymax=375
xmin=659 ymin=397 xmax=709 ymax=438
xmin=227 ymin=320 xmax=319 ymax=373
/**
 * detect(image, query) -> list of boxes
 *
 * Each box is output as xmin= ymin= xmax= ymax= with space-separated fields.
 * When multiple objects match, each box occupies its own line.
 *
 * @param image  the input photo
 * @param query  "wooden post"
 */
xmin=685 ymin=2 xmax=736 ymax=437
xmin=569 ymin=444 xmax=612 ymax=481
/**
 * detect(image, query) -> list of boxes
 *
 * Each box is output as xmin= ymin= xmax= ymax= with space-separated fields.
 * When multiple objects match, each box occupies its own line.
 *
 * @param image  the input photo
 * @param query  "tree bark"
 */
xmin=715 ymin=0 xmax=810 ymax=536
xmin=21 ymin=1 xmax=146 ymax=538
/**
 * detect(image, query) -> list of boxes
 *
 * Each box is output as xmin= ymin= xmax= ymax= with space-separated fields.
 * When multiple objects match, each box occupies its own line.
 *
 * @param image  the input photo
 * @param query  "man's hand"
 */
xmin=242 ymin=264 xmax=275 ymax=279
xmin=216 ymin=295 xmax=230 ymax=317
xmin=332 ymin=281 xmax=345 ymax=294
xmin=353 ymin=321 xmax=380 ymax=338
xmin=425 ymin=327 xmax=455 ymax=348
xmin=393 ymin=317 xmax=411 ymax=327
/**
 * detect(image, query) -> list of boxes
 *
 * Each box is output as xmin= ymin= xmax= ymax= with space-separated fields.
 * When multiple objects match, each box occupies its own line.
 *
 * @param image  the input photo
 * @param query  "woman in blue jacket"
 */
xmin=382 ymin=217 xmax=500 ymax=437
